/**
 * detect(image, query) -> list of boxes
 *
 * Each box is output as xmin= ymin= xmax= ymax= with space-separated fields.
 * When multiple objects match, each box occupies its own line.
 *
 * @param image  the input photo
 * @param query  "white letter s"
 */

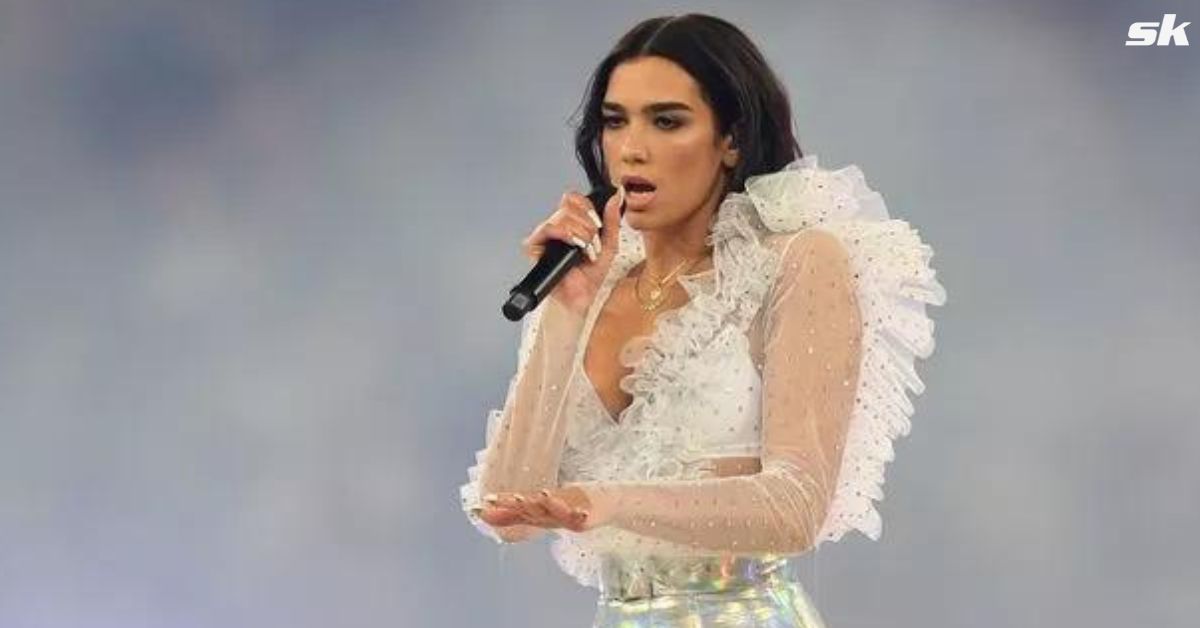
xmin=1126 ymin=20 xmax=1159 ymax=46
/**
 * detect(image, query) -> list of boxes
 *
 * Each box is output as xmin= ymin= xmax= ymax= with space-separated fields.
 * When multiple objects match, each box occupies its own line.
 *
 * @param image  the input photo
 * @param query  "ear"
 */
xmin=720 ymin=132 xmax=739 ymax=168
xmin=723 ymin=148 xmax=739 ymax=168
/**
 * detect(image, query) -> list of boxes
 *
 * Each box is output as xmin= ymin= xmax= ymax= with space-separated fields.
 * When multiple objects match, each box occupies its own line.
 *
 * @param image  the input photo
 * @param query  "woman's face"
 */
xmin=600 ymin=55 xmax=737 ymax=231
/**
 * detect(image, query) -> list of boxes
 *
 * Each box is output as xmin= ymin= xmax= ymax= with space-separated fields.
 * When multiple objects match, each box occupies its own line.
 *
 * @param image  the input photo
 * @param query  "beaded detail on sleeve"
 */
xmin=460 ymin=154 xmax=947 ymax=590
xmin=741 ymin=155 xmax=948 ymax=542
xmin=551 ymin=155 xmax=945 ymax=588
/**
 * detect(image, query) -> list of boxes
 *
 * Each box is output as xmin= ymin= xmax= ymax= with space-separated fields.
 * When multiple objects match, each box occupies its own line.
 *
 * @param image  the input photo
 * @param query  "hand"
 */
xmin=521 ymin=185 xmax=625 ymax=316
xmin=476 ymin=486 xmax=595 ymax=533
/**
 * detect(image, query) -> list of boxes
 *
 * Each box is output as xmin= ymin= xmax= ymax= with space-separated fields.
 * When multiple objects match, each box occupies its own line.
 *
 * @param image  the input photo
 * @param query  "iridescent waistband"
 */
xmin=597 ymin=554 xmax=792 ymax=601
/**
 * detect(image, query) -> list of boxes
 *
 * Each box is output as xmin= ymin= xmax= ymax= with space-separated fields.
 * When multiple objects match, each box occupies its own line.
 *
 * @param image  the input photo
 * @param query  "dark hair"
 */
xmin=571 ymin=14 xmax=802 ymax=196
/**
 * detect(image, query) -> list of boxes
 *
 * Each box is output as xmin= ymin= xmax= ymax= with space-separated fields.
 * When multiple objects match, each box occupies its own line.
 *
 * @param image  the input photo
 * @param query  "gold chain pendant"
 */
xmin=634 ymin=256 xmax=702 ymax=312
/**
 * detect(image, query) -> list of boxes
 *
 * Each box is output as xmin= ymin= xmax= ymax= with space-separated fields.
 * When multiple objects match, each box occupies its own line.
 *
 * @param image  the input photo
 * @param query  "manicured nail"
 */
xmin=591 ymin=234 xmax=602 ymax=255
xmin=569 ymin=235 xmax=588 ymax=250
xmin=576 ymin=240 xmax=595 ymax=262
xmin=588 ymin=211 xmax=602 ymax=228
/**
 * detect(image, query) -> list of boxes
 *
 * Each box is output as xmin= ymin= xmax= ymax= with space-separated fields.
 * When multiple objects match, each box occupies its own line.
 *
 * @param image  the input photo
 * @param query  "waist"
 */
xmin=597 ymin=553 xmax=793 ymax=601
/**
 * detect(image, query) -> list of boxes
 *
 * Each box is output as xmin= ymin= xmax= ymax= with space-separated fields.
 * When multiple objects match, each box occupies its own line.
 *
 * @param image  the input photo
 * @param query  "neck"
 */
xmin=640 ymin=216 xmax=712 ymax=279
xmin=639 ymin=171 xmax=726 ymax=279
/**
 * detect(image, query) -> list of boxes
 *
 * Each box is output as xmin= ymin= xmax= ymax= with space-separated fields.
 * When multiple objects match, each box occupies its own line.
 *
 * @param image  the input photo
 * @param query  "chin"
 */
xmin=623 ymin=209 xmax=654 ymax=229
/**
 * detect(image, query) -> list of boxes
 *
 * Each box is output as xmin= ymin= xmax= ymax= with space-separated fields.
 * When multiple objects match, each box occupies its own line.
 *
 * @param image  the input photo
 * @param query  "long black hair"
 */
xmin=572 ymin=14 xmax=802 ymax=196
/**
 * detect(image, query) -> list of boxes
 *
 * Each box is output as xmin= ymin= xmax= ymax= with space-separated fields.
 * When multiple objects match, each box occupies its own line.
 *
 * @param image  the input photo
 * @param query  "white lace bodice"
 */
xmin=561 ymin=267 xmax=766 ymax=469
xmin=462 ymin=154 xmax=948 ymax=589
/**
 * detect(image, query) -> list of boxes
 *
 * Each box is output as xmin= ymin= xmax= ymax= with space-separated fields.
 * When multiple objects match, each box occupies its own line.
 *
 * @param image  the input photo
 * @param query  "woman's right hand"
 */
xmin=521 ymin=185 xmax=625 ymax=316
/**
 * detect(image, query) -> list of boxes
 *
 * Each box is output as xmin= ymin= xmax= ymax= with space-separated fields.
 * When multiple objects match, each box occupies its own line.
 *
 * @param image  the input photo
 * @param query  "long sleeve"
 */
xmin=461 ymin=296 xmax=587 ymax=542
xmin=567 ymin=228 xmax=863 ymax=555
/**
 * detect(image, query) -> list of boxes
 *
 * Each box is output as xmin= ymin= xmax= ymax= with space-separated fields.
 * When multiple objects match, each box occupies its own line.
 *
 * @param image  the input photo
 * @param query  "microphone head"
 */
xmin=502 ymin=291 xmax=533 ymax=322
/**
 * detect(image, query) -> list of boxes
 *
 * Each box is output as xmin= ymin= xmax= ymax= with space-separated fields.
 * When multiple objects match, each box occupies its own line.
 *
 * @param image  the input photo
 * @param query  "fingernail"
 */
xmin=589 ymin=211 xmax=602 ymax=228
xmin=569 ymin=235 xmax=588 ymax=250
xmin=591 ymin=234 xmax=602 ymax=255
xmin=618 ymin=184 xmax=627 ymax=206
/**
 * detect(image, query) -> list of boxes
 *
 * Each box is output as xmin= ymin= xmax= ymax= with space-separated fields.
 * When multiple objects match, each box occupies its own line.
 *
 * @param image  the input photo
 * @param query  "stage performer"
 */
xmin=462 ymin=13 xmax=947 ymax=626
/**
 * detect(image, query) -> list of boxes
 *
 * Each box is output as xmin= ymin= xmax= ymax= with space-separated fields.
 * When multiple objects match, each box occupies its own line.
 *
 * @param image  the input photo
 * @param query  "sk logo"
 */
xmin=1127 ymin=13 xmax=1191 ymax=46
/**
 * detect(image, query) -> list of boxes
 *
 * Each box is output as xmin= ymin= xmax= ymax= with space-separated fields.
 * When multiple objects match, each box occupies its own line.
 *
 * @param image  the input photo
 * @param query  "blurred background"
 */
xmin=1 ymin=0 xmax=1198 ymax=626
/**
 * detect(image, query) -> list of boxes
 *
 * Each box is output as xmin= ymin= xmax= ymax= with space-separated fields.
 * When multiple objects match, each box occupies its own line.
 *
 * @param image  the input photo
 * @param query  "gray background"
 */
xmin=2 ymin=0 xmax=1198 ymax=626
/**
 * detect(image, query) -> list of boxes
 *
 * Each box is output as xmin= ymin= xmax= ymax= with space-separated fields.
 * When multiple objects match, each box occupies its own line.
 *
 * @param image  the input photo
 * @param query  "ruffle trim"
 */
xmin=472 ymin=154 xmax=946 ymax=588
xmin=550 ymin=188 xmax=780 ymax=587
xmin=742 ymin=154 xmax=948 ymax=544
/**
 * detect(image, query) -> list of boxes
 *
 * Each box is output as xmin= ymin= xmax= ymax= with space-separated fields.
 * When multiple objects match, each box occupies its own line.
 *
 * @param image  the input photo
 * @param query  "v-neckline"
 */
xmin=576 ymin=261 xmax=716 ymax=427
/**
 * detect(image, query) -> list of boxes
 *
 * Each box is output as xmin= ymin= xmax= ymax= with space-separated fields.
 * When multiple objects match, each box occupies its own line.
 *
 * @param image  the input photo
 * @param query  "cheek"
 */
xmin=599 ymin=134 xmax=617 ymax=169
xmin=662 ymin=137 xmax=718 ymax=183
xmin=663 ymin=128 xmax=720 ymax=168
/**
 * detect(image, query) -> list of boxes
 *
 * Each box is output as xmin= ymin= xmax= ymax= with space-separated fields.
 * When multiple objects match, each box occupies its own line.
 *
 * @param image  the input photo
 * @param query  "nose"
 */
xmin=618 ymin=130 xmax=647 ymax=164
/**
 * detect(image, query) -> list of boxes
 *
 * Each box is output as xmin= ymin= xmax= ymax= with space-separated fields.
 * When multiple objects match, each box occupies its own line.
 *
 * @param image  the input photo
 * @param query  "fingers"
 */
xmin=558 ymin=191 xmax=602 ymax=261
xmin=599 ymin=184 xmax=625 ymax=255
xmin=483 ymin=491 xmax=584 ymax=530
xmin=476 ymin=505 xmax=524 ymax=527
xmin=536 ymin=489 xmax=589 ymax=532
xmin=522 ymin=222 xmax=591 ymax=262
xmin=521 ymin=190 xmax=604 ymax=263
xmin=485 ymin=492 xmax=550 ymax=527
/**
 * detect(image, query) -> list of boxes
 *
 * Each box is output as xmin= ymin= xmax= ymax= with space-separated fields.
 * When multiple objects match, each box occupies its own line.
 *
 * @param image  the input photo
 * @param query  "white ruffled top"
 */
xmin=463 ymin=154 xmax=947 ymax=589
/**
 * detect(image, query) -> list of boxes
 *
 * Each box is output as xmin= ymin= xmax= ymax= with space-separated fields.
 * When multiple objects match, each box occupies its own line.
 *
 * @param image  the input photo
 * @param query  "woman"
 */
xmin=461 ymin=13 xmax=946 ymax=627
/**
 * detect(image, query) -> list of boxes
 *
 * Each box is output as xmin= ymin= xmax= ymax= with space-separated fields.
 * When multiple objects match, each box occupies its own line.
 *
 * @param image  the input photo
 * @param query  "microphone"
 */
xmin=502 ymin=184 xmax=622 ymax=321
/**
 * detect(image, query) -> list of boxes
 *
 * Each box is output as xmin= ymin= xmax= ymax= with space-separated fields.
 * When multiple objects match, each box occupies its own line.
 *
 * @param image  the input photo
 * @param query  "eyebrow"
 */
xmin=601 ymin=101 xmax=693 ymax=114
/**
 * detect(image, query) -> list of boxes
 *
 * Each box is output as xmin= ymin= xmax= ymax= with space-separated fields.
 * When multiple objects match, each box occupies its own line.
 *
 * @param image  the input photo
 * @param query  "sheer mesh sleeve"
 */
xmin=460 ymin=297 xmax=587 ymax=543
xmin=567 ymin=228 xmax=862 ymax=554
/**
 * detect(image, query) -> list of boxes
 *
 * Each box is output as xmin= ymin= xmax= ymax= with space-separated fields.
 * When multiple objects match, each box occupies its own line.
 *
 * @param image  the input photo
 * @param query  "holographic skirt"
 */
xmin=592 ymin=554 xmax=827 ymax=627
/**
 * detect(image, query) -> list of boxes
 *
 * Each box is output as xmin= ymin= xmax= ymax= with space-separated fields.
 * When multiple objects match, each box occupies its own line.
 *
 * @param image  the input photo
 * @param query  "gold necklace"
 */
xmin=633 ymin=255 xmax=705 ymax=312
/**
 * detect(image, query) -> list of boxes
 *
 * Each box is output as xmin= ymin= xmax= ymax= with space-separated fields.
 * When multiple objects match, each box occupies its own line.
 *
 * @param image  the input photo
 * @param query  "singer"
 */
xmin=462 ymin=13 xmax=946 ymax=627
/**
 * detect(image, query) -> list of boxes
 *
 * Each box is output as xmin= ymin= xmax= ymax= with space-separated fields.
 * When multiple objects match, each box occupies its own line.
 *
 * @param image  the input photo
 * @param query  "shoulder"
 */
xmin=761 ymin=226 xmax=853 ymax=279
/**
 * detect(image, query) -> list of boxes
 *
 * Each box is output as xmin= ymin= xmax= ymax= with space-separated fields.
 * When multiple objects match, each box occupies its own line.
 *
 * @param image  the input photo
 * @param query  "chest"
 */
xmin=565 ymin=311 xmax=766 ymax=470
xmin=581 ymin=279 xmax=689 ymax=423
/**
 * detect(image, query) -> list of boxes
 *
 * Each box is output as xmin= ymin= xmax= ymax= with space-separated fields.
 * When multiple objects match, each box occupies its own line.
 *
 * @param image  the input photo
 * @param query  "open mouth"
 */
xmin=621 ymin=179 xmax=657 ymax=210
xmin=625 ymin=181 xmax=656 ymax=193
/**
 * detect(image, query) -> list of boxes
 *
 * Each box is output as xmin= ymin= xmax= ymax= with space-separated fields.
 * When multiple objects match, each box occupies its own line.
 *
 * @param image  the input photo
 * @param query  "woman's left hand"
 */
xmin=478 ymin=486 xmax=594 ymax=533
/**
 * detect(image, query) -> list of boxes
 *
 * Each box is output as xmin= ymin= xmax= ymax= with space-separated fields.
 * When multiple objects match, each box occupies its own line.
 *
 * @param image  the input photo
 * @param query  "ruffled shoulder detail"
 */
xmin=742 ymin=154 xmax=948 ymax=544
xmin=550 ymin=154 xmax=946 ymax=587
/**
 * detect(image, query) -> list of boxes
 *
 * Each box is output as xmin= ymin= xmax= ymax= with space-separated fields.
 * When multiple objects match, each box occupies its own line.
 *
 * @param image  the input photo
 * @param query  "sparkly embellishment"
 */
xmin=461 ymin=152 xmax=945 ymax=588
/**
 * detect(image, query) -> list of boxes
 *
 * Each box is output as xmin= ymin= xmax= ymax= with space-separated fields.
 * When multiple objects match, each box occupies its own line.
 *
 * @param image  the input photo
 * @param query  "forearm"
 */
xmin=567 ymin=460 xmax=834 ymax=555
xmin=477 ymin=298 xmax=587 ymax=495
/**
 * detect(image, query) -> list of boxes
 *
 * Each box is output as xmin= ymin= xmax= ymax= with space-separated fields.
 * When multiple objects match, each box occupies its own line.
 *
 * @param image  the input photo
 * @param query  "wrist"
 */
xmin=561 ymin=481 xmax=617 ymax=530
xmin=540 ymin=298 xmax=588 ymax=351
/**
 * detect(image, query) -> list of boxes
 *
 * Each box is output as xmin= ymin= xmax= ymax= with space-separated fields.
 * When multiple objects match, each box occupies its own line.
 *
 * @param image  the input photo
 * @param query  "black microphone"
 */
xmin=502 ymin=184 xmax=622 ymax=321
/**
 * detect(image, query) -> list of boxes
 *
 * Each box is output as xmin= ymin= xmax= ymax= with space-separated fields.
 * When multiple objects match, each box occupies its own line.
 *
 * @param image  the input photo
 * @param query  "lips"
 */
xmin=621 ymin=175 xmax=657 ymax=192
xmin=619 ymin=175 xmax=657 ymax=211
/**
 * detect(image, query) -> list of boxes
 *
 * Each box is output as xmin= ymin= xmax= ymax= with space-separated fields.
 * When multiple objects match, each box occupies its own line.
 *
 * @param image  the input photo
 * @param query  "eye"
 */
xmin=601 ymin=115 xmax=625 ymax=129
xmin=655 ymin=116 xmax=681 ymax=130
